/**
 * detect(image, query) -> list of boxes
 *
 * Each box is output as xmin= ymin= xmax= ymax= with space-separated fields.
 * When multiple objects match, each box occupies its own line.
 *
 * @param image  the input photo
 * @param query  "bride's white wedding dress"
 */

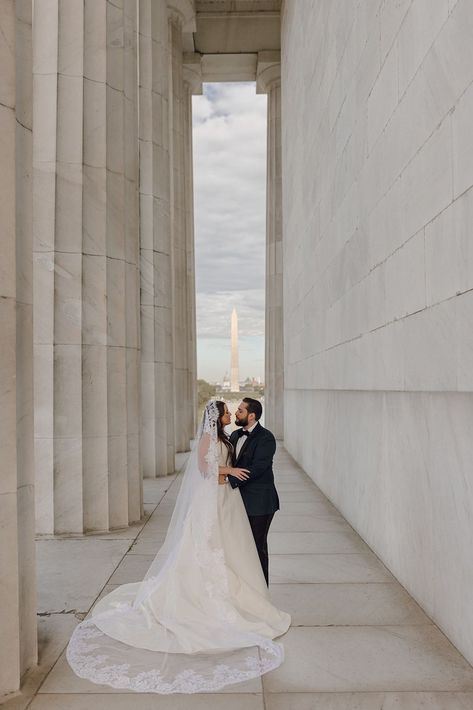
xmin=66 ymin=401 xmax=290 ymax=693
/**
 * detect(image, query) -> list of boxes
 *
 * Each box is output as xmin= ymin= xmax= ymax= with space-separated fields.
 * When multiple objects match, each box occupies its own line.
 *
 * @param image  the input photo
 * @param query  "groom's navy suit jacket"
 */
xmin=228 ymin=422 xmax=280 ymax=517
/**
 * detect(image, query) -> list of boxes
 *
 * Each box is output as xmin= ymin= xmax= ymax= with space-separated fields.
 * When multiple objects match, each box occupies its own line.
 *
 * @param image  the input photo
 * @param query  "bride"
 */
xmin=66 ymin=399 xmax=291 ymax=694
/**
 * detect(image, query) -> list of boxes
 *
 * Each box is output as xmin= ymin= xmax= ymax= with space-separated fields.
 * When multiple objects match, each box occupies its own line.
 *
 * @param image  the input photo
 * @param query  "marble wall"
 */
xmin=0 ymin=0 xmax=37 ymax=696
xmin=282 ymin=0 xmax=473 ymax=664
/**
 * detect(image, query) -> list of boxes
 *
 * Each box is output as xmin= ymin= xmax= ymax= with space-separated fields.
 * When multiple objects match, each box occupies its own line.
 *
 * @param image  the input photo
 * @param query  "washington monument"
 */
xmin=231 ymin=308 xmax=240 ymax=392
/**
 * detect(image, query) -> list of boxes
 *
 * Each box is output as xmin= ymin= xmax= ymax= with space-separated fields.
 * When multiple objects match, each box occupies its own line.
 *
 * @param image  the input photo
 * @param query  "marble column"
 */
xmin=33 ymin=0 xmax=142 ymax=534
xmin=139 ymin=0 xmax=175 ymax=476
xmin=122 ymin=0 xmax=142 ymax=526
xmin=168 ymin=1 xmax=195 ymax=452
xmin=183 ymin=54 xmax=201 ymax=440
xmin=257 ymin=52 xmax=284 ymax=439
xmin=0 ymin=0 xmax=37 ymax=697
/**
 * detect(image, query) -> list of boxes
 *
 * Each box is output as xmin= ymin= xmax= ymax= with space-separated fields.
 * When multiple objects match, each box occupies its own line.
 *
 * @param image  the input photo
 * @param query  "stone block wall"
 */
xmin=282 ymin=0 xmax=473 ymax=664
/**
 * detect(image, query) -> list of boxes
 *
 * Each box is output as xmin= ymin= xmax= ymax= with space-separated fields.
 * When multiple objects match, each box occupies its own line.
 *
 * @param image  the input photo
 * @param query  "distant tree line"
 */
xmin=197 ymin=379 xmax=217 ymax=408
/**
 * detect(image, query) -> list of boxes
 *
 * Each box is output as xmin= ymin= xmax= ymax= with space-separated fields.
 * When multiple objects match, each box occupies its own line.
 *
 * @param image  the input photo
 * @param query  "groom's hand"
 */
xmin=229 ymin=468 xmax=250 ymax=481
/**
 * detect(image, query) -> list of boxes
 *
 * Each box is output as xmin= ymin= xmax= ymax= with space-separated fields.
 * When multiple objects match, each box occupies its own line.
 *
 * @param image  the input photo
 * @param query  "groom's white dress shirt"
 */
xmin=235 ymin=421 xmax=258 ymax=459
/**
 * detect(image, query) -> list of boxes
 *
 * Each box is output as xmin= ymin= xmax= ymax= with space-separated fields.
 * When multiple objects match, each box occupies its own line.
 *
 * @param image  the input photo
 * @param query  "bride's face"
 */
xmin=220 ymin=405 xmax=231 ymax=427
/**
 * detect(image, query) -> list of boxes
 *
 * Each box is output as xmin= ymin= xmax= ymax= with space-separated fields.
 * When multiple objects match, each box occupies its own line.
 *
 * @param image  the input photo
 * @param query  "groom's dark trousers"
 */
xmin=248 ymin=513 xmax=274 ymax=585
xmin=228 ymin=422 xmax=280 ymax=586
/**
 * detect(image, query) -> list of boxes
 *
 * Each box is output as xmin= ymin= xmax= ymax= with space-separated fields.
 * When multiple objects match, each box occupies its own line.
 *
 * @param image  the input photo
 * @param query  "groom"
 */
xmin=228 ymin=398 xmax=279 ymax=585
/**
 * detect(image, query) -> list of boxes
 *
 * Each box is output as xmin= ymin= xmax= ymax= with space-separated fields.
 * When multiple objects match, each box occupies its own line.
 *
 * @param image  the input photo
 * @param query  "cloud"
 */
xmin=192 ymin=82 xmax=267 ymax=357
xmin=196 ymin=289 xmax=265 ymax=338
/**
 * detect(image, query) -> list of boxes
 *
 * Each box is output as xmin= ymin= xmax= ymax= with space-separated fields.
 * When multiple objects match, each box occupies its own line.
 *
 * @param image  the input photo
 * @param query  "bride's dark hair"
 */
xmin=216 ymin=400 xmax=233 ymax=463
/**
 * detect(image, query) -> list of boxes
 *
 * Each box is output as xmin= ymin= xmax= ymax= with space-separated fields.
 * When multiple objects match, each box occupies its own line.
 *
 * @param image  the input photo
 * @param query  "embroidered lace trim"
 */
xmin=67 ymin=620 xmax=283 ymax=694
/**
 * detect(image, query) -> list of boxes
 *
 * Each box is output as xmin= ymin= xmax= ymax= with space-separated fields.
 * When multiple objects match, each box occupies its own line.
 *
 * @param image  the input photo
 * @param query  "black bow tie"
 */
xmin=238 ymin=429 xmax=250 ymax=437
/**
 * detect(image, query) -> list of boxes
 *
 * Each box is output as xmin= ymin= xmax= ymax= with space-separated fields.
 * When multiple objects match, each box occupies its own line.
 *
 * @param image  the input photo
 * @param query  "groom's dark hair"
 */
xmin=243 ymin=397 xmax=262 ymax=421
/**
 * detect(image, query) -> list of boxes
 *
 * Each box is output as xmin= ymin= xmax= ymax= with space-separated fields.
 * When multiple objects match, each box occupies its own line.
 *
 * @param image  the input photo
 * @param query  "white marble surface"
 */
xmin=11 ymin=450 xmax=473 ymax=709
xmin=0 ymin=0 xmax=36 ymax=698
xmin=282 ymin=0 xmax=473 ymax=666
xmin=265 ymin=625 xmax=473 ymax=692
xmin=285 ymin=388 xmax=473 ymax=667
xmin=139 ymin=0 xmax=176 ymax=477
xmin=268 ymin=530 xmax=370 ymax=554
xmin=32 ymin=0 xmax=142 ymax=535
xmin=28 ymin=697 xmax=264 ymax=710
xmin=266 ymin=693 xmax=473 ymax=710
xmin=35 ymin=539 xmax=132 ymax=613
xmin=283 ymin=0 xmax=473 ymax=394
xmin=264 ymin=69 xmax=284 ymax=439
xmin=169 ymin=12 xmax=196 ymax=454
xmin=270 ymin=582 xmax=431 ymax=627
xmin=270 ymin=553 xmax=394 ymax=584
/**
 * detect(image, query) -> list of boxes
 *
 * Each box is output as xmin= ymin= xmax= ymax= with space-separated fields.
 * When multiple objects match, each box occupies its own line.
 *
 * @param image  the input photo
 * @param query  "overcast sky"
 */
xmin=192 ymin=83 xmax=267 ymax=383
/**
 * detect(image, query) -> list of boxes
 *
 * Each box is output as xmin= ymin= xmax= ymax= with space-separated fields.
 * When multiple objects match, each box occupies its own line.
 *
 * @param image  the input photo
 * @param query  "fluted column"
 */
xmin=257 ymin=52 xmax=284 ymax=439
xmin=183 ymin=54 xmax=201 ymax=440
xmin=168 ymin=1 xmax=195 ymax=452
xmin=122 ymin=0 xmax=142 ymax=525
xmin=0 ymin=0 xmax=37 ymax=697
xmin=33 ymin=0 xmax=142 ymax=534
xmin=139 ymin=0 xmax=175 ymax=476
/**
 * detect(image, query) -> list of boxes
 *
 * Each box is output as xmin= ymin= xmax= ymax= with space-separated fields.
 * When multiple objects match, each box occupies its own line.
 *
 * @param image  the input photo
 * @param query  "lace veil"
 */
xmin=66 ymin=400 xmax=285 ymax=693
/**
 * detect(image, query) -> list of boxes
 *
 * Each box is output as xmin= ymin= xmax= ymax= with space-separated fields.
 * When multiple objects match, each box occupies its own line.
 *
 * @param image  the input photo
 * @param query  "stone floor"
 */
xmin=4 ymin=448 xmax=473 ymax=710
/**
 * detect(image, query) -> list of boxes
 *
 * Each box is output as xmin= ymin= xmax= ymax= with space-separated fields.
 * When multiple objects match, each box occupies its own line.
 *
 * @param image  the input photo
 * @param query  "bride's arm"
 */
xmin=198 ymin=436 xmax=249 ymax=482
xmin=217 ymin=438 xmax=249 ymax=483
xmin=218 ymin=464 xmax=249 ymax=480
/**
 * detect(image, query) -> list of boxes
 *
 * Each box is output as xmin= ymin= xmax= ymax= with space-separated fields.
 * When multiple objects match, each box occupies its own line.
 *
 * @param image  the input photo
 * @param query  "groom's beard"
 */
xmin=235 ymin=415 xmax=248 ymax=427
